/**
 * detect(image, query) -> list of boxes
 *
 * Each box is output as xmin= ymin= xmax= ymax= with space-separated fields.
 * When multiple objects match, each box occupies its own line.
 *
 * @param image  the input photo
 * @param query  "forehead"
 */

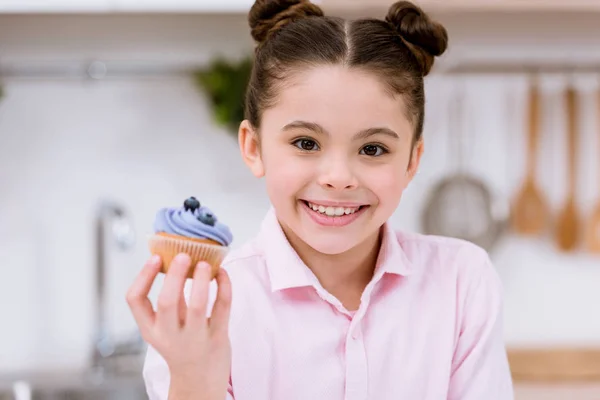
xmin=262 ymin=65 xmax=412 ymax=137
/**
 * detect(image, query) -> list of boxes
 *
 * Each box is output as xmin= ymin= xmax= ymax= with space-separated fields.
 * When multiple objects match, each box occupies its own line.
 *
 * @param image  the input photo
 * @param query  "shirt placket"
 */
xmin=344 ymin=271 xmax=388 ymax=400
xmin=344 ymin=312 xmax=368 ymax=400
xmin=312 ymin=272 xmax=386 ymax=400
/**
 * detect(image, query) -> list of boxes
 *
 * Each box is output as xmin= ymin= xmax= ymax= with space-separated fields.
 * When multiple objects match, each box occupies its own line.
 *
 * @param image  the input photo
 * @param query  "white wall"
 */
xmin=0 ymin=11 xmax=599 ymax=374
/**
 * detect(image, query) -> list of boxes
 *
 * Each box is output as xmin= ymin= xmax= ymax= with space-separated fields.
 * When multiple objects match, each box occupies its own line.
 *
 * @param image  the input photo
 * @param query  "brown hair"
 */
xmin=245 ymin=0 xmax=448 ymax=144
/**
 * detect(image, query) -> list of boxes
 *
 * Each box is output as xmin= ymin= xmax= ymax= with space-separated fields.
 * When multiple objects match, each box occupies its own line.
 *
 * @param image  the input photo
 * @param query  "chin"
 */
xmin=299 ymin=232 xmax=361 ymax=255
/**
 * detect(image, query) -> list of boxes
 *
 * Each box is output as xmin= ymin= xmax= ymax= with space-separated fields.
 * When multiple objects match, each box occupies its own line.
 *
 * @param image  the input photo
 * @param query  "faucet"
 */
xmin=91 ymin=200 xmax=145 ymax=380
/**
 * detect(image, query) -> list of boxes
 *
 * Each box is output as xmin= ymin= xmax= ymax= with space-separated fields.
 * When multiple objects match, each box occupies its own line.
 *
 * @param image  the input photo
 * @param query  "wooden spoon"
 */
xmin=585 ymin=89 xmax=600 ymax=254
xmin=555 ymin=84 xmax=580 ymax=252
xmin=512 ymin=80 xmax=548 ymax=235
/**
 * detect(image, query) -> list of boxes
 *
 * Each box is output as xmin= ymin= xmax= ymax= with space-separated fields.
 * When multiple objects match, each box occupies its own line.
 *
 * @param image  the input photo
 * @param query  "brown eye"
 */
xmin=361 ymin=144 xmax=384 ymax=157
xmin=293 ymin=138 xmax=319 ymax=151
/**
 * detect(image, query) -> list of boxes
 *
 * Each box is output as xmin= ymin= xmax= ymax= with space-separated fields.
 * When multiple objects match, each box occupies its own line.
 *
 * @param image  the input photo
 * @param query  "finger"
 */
xmin=209 ymin=268 xmax=232 ymax=335
xmin=126 ymin=255 xmax=162 ymax=334
xmin=186 ymin=262 xmax=212 ymax=330
xmin=178 ymin=288 xmax=187 ymax=326
xmin=156 ymin=253 xmax=192 ymax=330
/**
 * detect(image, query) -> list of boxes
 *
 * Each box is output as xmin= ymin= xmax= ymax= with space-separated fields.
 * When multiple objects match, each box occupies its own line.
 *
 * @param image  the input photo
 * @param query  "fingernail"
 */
xmin=150 ymin=255 xmax=161 ymax=265
xmin=197 ymin=261 xmax=209 ymax=269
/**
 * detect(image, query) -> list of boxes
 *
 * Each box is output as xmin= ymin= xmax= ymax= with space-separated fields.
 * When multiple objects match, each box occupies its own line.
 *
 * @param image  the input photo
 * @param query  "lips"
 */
xmin=300 ymin=200 xmax=369 ymax=227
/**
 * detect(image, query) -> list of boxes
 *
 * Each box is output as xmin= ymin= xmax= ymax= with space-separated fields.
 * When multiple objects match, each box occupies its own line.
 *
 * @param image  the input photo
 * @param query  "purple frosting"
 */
xmin=153 ymin=205 xmax=233 ymax=246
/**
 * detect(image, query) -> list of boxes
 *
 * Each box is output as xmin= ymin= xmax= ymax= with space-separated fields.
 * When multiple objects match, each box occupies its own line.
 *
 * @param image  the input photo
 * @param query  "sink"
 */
xmin=0 ymin=369 xmax=148 ymax=400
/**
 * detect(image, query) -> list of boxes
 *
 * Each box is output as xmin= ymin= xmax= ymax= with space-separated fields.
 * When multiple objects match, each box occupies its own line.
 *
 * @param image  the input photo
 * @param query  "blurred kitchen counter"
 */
xmin=515 ymin=383 xmax=600 ymax=400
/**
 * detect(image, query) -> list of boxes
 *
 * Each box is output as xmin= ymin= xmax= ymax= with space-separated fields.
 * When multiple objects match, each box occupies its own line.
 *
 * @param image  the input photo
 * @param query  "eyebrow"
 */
xmin=282 ymin=120 xmax=399 ymax=140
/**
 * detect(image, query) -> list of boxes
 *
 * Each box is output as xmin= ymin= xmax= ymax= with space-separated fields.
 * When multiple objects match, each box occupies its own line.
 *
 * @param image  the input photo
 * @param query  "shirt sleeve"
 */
xmin=447 ymin=250 xmax=514 ymax=400
xmin=142 ymin=280 xmax=234 ymax=400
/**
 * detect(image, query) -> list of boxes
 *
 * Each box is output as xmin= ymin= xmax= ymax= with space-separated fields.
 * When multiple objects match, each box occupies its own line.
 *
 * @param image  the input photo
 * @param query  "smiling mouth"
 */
xmin=302 ymin=200 xmax=366 ymax=217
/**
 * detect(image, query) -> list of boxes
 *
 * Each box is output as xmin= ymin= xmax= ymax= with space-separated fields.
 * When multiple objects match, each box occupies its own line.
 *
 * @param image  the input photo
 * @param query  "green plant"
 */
xmin=194 ymin=57 xmax=253 ymax=134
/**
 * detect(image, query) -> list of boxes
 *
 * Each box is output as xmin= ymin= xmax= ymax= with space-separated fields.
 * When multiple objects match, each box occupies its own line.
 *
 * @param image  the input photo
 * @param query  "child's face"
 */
xmin=241 ymin=65 xmax=423 ymax=255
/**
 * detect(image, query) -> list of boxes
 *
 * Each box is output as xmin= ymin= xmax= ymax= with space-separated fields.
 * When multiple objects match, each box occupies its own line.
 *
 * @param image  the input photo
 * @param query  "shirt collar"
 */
xmin=373 ymin=221 xmax=414 ymax=278
xmin=259 ymin=208 xmax=314 ymax=292
xmin=258 ymin=207 xmax=413 ymax=292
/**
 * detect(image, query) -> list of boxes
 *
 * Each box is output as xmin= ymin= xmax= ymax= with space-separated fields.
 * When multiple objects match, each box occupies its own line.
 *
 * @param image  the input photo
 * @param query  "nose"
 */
xmin=317 ymin=154 xmax=358 ymax=191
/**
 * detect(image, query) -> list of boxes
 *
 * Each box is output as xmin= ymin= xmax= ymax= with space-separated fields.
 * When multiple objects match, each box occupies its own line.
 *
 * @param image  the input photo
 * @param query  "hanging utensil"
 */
xmin=511 ymin=76 xmax=549 ymax=236
xmin=585 ymin=86 xmax=600 ymax=254
xmin=421 ymin=78 xmax=508 ymax=251
xmin=555 ymin=82 xmax=580 ymax=252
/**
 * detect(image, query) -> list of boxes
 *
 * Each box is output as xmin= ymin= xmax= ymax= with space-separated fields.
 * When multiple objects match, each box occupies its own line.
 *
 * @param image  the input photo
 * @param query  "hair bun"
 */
xmin=249 ymin=0 xmax=324 ymax=44
xmin=385 ymin=1 xmax=448 ymax=75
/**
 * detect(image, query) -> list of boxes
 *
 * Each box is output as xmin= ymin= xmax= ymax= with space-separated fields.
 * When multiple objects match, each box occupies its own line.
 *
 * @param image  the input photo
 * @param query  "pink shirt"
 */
xmin=143 ymin=208 xmax=514 ymax=400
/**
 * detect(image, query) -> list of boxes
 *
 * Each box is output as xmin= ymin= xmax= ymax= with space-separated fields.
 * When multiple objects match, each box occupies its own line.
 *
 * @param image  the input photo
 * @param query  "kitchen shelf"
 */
xmin=508 ymin=348 xmax=600 ymax=382
xmin=323 ymin=0 xmax=600 ymax=13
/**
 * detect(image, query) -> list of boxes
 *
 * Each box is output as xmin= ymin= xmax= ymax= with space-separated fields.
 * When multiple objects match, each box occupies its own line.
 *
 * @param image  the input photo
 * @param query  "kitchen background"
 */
xmin=1 ymin=1 xmax=600 ymax=399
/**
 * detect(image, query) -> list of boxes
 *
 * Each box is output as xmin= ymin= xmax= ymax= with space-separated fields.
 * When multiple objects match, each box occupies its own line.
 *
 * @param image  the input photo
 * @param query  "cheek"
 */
xmin=262 ymin=144 xmax=310 ymax=198
xmin=361 ymin=164 xmax=407 ymax=204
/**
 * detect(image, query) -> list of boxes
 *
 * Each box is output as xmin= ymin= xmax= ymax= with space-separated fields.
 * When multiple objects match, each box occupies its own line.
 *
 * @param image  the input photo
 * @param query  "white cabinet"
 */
xmin=113 ymin=0 xmax=254 ymax=12
xmin=0 ymin=0 xmax=111 ymax=12
xmin=7 ymin=0 xmax=600 ymax=14
xmin=0 ymin=0 xmax=256 ymax=13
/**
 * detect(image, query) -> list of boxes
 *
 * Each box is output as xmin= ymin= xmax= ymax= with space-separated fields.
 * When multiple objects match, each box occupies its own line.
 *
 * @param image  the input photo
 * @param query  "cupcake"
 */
xmin=149 ymin=196 xmax=233 ymax=279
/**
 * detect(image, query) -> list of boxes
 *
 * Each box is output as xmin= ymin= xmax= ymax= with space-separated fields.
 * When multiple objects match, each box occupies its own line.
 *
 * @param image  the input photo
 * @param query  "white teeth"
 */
xmin=307 ymin=202 xmax=360 ymax=216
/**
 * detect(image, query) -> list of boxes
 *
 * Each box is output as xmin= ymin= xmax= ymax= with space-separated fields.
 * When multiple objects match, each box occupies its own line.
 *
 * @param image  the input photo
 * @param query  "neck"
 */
xmin=281 ymin=223 xmax=383 ymax=306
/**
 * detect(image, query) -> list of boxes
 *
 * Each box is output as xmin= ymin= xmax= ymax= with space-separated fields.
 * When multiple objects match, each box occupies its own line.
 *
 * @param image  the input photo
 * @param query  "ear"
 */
xmin=406 ymin=139 xmax=424 ymax=181
xmin=238 ymin=119 xmax=265 ymax=178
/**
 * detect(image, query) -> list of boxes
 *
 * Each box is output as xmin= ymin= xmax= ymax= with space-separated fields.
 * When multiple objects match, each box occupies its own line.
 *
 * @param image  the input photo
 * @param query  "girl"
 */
xmin=126 ymin=0 xmax=514 ymax=399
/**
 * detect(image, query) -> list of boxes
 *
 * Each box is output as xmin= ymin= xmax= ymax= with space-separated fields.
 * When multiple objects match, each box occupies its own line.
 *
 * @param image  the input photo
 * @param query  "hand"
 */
xmin=126 ymin=253 xmax=232 ymax=400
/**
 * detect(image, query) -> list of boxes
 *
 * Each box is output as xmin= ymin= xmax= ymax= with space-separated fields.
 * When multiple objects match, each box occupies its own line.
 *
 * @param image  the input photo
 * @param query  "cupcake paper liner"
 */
xmin=148 ymin=234 xmax=229 ymax=279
